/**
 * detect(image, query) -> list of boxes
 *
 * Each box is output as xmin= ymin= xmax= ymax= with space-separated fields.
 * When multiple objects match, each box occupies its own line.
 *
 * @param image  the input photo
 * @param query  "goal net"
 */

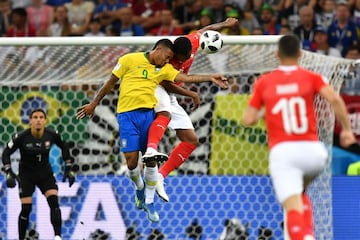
xmin=0 ymin=36 xmax=355 ymax=240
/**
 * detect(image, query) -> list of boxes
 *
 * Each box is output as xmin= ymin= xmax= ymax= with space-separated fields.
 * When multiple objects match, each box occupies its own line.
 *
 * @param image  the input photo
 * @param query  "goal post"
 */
xmin=0 ymin=35 xmax=355 ymax=240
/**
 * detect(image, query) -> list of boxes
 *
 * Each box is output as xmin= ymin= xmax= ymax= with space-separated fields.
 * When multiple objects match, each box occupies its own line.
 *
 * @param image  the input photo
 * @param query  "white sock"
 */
xmin=144 ymin=165 xmax=158 ymax=204
xmin=146 ymin=147 xmax=157 ymax=154
xmin=128 ymin=165 xmax=144 ymax=190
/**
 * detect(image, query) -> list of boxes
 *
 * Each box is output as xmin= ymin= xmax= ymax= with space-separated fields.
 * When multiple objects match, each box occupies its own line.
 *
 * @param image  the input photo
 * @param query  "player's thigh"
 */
xmin=117 ymin=109 xmax=154 ymax=153
xmin=155 ymin=85 xmax=171 ymax=113
xmin=18 ymin=170 xmax=36 ymax=198
xmin=37 ymin=169 xmax=58 ymax=195
xmin=269 ymin=141 xmax=327 ymax=203
xmin=168 ymin=97 xmax=194 ymax=130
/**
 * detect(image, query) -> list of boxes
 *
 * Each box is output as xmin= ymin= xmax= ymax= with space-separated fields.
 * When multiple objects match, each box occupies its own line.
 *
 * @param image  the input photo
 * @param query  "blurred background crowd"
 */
xmin=1 ymin=0 xmax=360 ymax=59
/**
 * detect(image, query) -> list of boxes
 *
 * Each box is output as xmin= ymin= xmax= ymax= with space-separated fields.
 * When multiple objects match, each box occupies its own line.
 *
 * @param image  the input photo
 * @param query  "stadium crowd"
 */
xmin=1 ymin=0 xmax=360 ymax=58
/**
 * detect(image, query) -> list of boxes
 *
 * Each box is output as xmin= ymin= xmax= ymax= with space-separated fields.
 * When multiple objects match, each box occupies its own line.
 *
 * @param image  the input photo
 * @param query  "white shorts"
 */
xmin=269 ymin=141 xmax=328 ymax=204
xmin=155 ymin=85 xmax=194 ymax=130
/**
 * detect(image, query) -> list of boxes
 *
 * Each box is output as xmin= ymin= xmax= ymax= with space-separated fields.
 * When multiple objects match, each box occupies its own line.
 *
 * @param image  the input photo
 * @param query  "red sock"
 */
xmin=302 ymin=193 xmax=314 ymax=236
xmin=147 ymin=115 xmax=170 ymax=149
xmin=159 ymin=142 xmax=196 ymax=177
xmin=287 ymin=210 xmax=306 ymax=240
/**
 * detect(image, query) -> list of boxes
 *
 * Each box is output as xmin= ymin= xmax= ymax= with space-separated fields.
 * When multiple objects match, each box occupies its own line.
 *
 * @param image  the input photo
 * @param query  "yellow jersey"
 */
xmin=112 ymin=52 xmax=179 ymax=113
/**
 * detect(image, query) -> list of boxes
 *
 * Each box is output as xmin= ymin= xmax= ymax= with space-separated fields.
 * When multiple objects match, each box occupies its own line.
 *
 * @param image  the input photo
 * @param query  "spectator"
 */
xmin=0 ymin=0 xmax=11 ymax=36
xmin=345 ymin=43 xmax=360 ymax=59
xmin=279 ymin=0 xmax=308 ymax=31
xmin=26 ymin=0 xmax=54 ymax=36
xmin=252 ymin=26 xmax=263 ymax=34
xmin=149 ymin=9 xmax=183 ymax=36
xmin=313 ymin=25 xmax=342 ymax=57
xmin=351 ymin=0 xmax=360 ymax=30
xmin=173 ymin=0 xmax=203 ymax=34
xmin=46 ymin=0 xmax=71 ymax=7
xmin=84 ymin=17 xmax=105 ymax=36
xmin=206 ymin=0 xmax=227 ymax=23
xmin=116 ymin=7 xmax=144 ymax=36
xmin=278 ymin=23 xmax=291 ymax=34
xmin=93 ymin=0 xmax=127 ymax=29
xmin=220 ymin=9 xmax=250 ymax=35
xmin=10 ymin=0 xmax=32 ymax=8
xmin=241 ymin=8 xmax=261 ymax=34
xmin=328 ymin=0 xmax=358 ymax=57
xmin=65 ymin=0 xmax=95 ymax=36
xmin=131 ymin=0 xmax=168 ymax=32
xmin=190 ymin=7 xmax=214 ymax=32
xmin=258 ymin=3 xmax=277 ymax=35
xmin=342 ymin=44 xmax=360 ymax=94
xmin=315 ymin=0 xmax=336 ymax=30
xmin=6 ymin=7 xmax=37 ymax=37
xmin=48 ymin=5 xmax=72 ymax=36
xmin=293 ymin=5 xmax=317 ymax=51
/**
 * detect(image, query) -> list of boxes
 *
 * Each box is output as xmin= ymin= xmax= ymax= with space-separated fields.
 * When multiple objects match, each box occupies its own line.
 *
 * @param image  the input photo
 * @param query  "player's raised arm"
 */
xmin=76 ymin=73 xmax=119 ymax=119
xmin=197 ymin=17 xmax=239 ymax=35
xmin=174 ymin=72 xmax=228 ymax=89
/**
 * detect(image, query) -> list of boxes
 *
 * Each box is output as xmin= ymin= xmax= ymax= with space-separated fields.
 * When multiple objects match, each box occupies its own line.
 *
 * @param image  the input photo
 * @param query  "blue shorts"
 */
xmin=117 ymin=109 xmax=155 ymax=153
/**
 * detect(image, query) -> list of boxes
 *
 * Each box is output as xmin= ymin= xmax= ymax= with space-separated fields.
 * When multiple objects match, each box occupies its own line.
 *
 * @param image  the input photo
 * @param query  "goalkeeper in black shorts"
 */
xmin=1 ymin=108 xmax=76 ymax=240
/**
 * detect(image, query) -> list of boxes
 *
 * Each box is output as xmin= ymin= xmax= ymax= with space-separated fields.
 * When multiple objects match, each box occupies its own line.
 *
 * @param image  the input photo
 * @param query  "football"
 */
xmin=199 ymin=30 xmax=224 ymax=53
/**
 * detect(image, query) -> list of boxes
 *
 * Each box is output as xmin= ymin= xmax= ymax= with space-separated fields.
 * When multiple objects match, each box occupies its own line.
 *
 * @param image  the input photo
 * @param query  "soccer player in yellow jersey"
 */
xmin=77 ymin=39 xmax=227 ymax=222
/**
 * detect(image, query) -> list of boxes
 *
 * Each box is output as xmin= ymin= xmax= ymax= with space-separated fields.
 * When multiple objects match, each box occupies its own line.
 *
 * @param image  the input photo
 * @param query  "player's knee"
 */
xmin=125 ymin=154 xmax=140 ymax=170
xmin=20 ymin=204 xmax=32 ymax=217
xmin=189 ymin=137 xmax=199 ymax=146
xmin=184 ymin=135 xmax=199 ymax=146
xmin=157 ymin=111 xmax=171 ymax=119
xmin=47 ymin=195 xmax=59 ymax=209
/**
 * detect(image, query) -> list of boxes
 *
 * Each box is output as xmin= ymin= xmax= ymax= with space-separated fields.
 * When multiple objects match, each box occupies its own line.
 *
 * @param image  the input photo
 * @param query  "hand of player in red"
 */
xmin=224 ymin=18 xmax=239 ymax=28
xmin=210 ymin=74 xmax=228 ymax=89
xmin=189 ymin=91 xmax=200 ymax=110
xmin=76 ymin=103 xmax=96 ymax=119
xmin=339 ymin=129 xmax=357 ymax=148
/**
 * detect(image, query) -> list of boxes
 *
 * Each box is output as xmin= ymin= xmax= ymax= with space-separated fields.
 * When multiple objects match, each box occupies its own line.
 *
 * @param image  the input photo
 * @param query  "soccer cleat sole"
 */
xmin=142 ymin=153 xmax=168 ymax=163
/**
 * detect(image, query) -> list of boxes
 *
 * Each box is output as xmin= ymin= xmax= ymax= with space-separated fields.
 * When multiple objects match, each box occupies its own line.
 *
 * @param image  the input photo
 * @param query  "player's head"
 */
xmin=277 ymin=34 xmax=301 ymax=60
xmin=29 ymin=108 xmax=47 ymax=131
xmin=173 ymin=36 xmax=192 ymax=62
xmin=151 ymin=38 xmax=175 ymax=67
xmin=30 ymin=108 xmax=47 ymax=119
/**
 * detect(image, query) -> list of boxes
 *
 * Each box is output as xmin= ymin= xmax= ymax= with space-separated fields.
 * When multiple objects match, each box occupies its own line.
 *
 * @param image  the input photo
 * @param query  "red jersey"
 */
xmin=132 ymin=0 xmax=167 ymax=18
xmin=6 ymin=25 xmax=37 ymax=37
xmin=170 ymin=31 xmax=200 ymax=87
xmin=249 ymin=66 xmax=328 ymax=149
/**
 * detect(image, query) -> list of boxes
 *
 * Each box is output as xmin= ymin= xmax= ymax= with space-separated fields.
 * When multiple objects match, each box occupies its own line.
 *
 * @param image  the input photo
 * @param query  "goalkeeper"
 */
xmin=1 ymin=108 xmax=75 ymax=240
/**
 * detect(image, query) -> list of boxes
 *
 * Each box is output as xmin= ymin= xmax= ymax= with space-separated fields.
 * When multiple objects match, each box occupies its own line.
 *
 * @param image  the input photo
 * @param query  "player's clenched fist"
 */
xmin=4 ymin=168 xmax=17 ymax=188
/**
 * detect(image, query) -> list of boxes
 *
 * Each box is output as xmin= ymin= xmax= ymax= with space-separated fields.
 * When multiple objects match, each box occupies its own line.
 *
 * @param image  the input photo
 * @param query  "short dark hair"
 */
xmin=173 ymin=36 xmax=192 ymax=59
xmin=11 ymin=7 xmax=27 ymax=19
xmin=345 ymin=44 xmax=360 ymax=55
xmin=278 ymin=34 xmax=300 ymax=58
xmin=152 ymin=38 xmax=175 ymax=52
xmin=30 ymin=108 xmax=47 ymax=119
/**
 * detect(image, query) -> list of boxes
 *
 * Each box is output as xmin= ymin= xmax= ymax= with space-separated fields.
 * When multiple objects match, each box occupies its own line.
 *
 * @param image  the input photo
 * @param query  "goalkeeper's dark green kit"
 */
xmin=2 ymin=128 xmax=71 ymax=197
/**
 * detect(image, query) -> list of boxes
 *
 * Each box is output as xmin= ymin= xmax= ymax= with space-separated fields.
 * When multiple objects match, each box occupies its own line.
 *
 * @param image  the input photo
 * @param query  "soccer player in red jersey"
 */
xmin=242 ymin=34 xmax=356 ymax=240
xmin=142 ymin=18 xmax=238 ymax=202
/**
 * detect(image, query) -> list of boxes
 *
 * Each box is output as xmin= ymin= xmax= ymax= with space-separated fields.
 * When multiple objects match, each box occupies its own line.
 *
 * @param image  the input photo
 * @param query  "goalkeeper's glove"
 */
xmin=2 ymin=166 xmax=17 ymax=188
xmin=62 ymin=162 xmax=75 ymax=187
